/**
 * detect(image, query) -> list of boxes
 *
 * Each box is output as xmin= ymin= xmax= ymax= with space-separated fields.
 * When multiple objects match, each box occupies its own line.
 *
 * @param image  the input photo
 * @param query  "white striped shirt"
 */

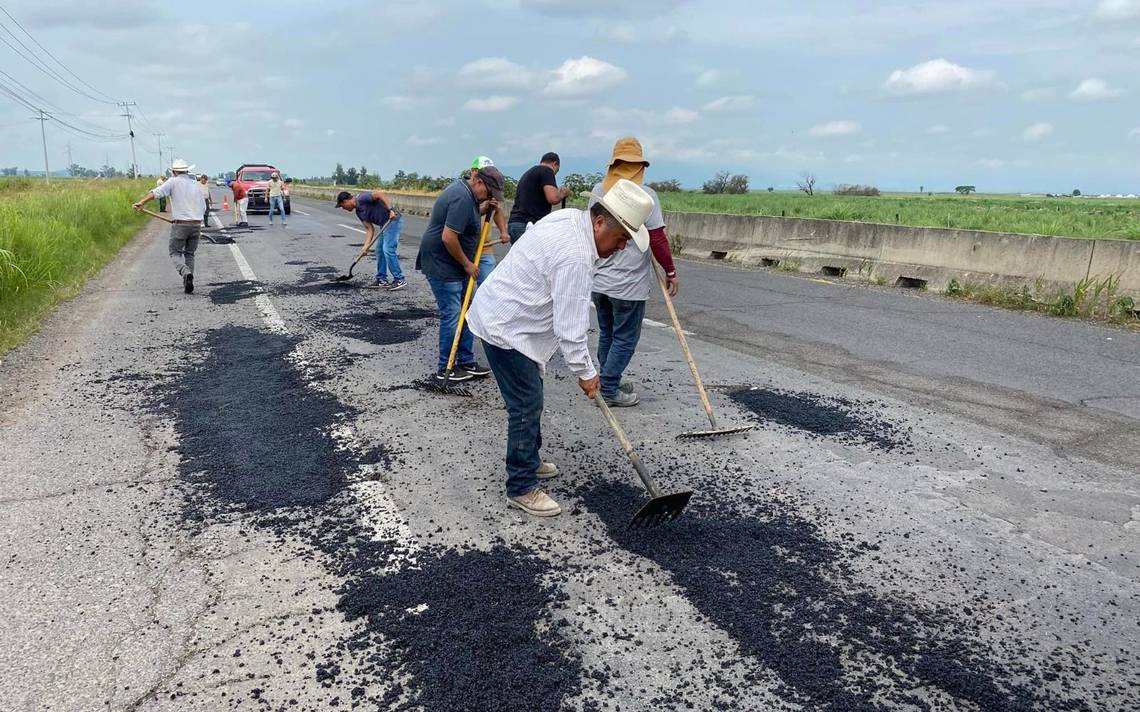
xmin=468 ymin=209 xmax=599 ymax=379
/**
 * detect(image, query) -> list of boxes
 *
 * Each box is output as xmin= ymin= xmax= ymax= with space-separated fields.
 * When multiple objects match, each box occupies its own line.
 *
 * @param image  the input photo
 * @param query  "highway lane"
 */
xmin=0 ymin=193 xmax=1137 ymax=710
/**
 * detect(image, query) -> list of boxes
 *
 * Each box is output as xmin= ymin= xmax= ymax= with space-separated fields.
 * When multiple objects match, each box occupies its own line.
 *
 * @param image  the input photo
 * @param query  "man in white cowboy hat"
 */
xmin=467 ymin=179 xmax=654 ymax=518
xmin=132 ymin=158 xmax=207 ymax=294
xmin=587 ymin=136 xmax=680 ymax=408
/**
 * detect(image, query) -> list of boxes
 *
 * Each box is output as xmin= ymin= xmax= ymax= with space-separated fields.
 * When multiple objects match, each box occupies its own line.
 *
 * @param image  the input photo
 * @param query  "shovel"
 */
xmin=138 ymin=207 xmax=172 ymax=223
xmin=595 ymin=393 xmax=692 ymax=529
xmin=334 ymin=217 xmax=398 ymax=282
xmin=654 ymin=262 xmax=755 ymax=439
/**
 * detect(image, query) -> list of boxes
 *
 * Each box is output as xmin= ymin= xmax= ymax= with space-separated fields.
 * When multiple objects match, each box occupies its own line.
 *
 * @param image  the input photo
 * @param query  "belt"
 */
xmin=172 ymin=219 xmax=200 ymax=224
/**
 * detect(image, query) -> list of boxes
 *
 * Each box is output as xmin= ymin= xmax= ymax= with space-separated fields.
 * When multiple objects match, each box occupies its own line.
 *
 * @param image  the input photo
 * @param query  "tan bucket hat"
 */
xmin=607 ymin=136 xmax=650 ymax=168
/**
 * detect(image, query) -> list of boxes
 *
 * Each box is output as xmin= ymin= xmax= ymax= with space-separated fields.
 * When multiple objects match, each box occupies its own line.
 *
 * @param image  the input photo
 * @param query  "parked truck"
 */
xmin=230 ymin=163 xmax=290 ymax=215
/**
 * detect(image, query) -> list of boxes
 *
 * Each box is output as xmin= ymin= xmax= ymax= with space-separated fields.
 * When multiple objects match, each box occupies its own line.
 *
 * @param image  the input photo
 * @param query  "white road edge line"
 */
xmin=210 ymin=213 xmax=416 ymax=565
xmin=643 ymin=317 xmax=694 ymax=336
xmin=337 ymin=223 xmax=366 ymax=234
xmin=292 ymin=209 xmax=310 ymax=216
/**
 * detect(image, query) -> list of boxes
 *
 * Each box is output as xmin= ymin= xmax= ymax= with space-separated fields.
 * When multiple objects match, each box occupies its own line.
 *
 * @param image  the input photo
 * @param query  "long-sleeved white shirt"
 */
xmin=468 ymin=208 xmax=599 ymax=379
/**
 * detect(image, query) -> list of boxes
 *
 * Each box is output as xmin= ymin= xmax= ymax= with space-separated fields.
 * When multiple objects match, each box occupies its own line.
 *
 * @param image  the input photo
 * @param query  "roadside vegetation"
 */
xmin=0 ymin=177 xmax=149 ymax=354
xmin=943 ymin=276 xmax=1137 ymax=326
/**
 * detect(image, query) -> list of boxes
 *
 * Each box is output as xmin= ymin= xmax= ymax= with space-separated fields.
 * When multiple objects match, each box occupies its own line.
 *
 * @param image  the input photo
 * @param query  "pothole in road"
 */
xmin=206 ymin=280 xmax=262 ymax=305
xmin=726 ymin=386 xmax=910 ymax=452
xmin=314 ymin=310 xmax=423 ymax=346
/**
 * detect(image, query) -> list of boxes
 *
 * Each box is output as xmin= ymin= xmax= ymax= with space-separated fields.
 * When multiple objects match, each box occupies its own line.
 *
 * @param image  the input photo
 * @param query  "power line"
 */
xmin=0 ymin=4 xmax=119 ymax=104
xmin=0 ymin=67 xmax=123 ymax=137
xmin=0 ymin=14 xmax=117 ymax=105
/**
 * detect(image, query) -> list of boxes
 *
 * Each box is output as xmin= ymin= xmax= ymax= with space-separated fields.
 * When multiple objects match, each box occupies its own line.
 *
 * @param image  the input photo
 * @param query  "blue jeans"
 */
xmin=592 ymin=292 xmax=645 ymax=397
xmin=375 ymin=215 xmax=404 ymax=281
xmin=477 ymin=251 xmax=495 ymax=287
xmin=427 ymin=277 xmax=474 ymax=371
xmin=483 ymin=341 xmax=542 ymax=497
xmin=508 ymin=222 xmax=528 ymax=244
xmin=267 ymin=195 xmax=286 ymax=222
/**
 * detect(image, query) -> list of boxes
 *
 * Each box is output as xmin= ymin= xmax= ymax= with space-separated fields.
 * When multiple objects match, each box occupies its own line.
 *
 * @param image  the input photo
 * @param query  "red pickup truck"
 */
xmin=231 ymin=163 xmax=291 ymax=215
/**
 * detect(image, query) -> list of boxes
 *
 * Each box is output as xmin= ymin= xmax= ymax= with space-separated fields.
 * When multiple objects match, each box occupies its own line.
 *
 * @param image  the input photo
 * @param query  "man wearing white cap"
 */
xmin=131 ymin=158 xmax=207 ymax=294
xmin=469 ymin=155 xmax=508 ymax=285
xmin=467 ymin=179 xmax=653 ymax=518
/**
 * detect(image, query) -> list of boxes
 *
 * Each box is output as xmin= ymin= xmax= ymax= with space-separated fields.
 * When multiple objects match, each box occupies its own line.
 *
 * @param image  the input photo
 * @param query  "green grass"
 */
xmin=649 ymin=192 xmax=1140 ymax=241
xmin=0 ymin=177 xmax=150 ymax=355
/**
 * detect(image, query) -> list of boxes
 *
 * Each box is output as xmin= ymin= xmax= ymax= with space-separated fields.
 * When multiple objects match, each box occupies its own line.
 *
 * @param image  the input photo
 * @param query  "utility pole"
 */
xmin=66 ymin=142 xmax=72 ymax=174
xmin=118 ymin=100 xmax=138 ymax=178
xmin=33 ymin=109 xmax=50 ymax=184
xmin=153 ymin=132 xmax=165 ymax=176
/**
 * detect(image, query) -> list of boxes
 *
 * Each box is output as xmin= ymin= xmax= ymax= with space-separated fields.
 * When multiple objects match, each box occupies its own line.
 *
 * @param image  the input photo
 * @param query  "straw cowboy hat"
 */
xmin=598 ymin=179 xmax=652 ymax=252
xmin=170 ymin=158 xmax=195 ymax=173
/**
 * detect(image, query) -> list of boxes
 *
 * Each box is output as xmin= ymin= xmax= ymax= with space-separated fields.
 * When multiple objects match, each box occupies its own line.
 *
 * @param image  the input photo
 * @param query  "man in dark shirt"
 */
xmin=507 ymin=152 xmax=569 ymax=243
xmin=336 ymin=188 xmax=406 ymax=290
xmin=415 ymin=164 xmax=506 ymax=383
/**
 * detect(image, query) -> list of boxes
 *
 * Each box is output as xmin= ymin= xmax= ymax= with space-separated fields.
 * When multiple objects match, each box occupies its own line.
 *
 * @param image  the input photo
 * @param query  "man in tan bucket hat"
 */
xmin=587 ymin=136 xmax=680 ymax=407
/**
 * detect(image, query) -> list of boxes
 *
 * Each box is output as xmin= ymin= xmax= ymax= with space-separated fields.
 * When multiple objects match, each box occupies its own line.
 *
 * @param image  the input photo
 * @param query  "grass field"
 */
xmin=0 ymin=176 xmax=149 ymax=355
xmin=651 ymin=192 xmax=1140 ymax=241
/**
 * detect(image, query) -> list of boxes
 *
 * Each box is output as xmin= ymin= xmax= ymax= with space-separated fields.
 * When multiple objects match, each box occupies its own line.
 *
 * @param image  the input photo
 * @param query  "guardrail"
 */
xmin=289 ymin=185 xmax=1140 ymax=298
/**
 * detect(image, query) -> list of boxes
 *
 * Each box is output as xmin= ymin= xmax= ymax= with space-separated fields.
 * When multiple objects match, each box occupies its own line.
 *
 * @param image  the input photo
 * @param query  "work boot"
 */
xmin=535 ymin=462 xmax=559 ymax=480
xmin=183 ymin=273 xmax=194 ymax=294
xmin=618 ymin=380 xmax=635 ymax=394
xmin=507 ymin=487 xmax=561 ymax=517
xmin=599 ymin=390 xmax=639 ymax=407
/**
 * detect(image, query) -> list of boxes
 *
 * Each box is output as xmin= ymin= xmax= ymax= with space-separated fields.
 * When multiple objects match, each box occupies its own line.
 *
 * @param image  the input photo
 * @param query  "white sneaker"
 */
xmin=507 ymin=488 xmax=562 ymax=517
xmin=535 ymin=462 xmax=559 ymax=480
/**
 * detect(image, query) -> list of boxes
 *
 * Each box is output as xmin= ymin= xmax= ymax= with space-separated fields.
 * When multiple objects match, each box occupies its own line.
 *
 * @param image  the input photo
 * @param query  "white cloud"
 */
xmin=384 ymin=95 xmax=421 ymax=111
xmin=1020 ymin=87 xmax=1055 ymax=101
xmin=597 ymin=24 xmax=686 ymax=44
xmin=457 ymin=57 xmax=538 ymax=90
xmin=283 ymin=118 xmax=305 ymax=129
xmin=977 ymin=158 xmax=1006 ymax=169
xmin=463 ymin=95 xmax=519 ymax=112
xmin=882 ymin=58 xmax=997 ymax=96
xmin=1094 ymin=0 xmax=1140 ymax=20
xmin=1129 ymin=127 xmax=1140 ymax=138
xmin=695 ymin=69 xmax=722 ymax=88
xmin=407 ymin=135 xmax=441 ymax=146
xmin=542 ymin=56 xmax=627 ymax=97
xmin=434 ymin=117 xmax=457 ymax=127
xmin=702 ymin=95 xmax=754 ymax=112
xmin=663 ymin=107 xmax=699 ymax=124
xmin=843 ymin=154 xmax=864 ymax=163
xmin=1068 ymin=78 xmax=1123 ymax=101
xmin=326 ymin=129 xmax=336 ymax=137
xmin=926 ymin=124 xmax=950 ymax=135
xmin=1020 ymin=122 xmax=1054 ymax=142
xmin=809 ymin=120 xmax=861 ymax=137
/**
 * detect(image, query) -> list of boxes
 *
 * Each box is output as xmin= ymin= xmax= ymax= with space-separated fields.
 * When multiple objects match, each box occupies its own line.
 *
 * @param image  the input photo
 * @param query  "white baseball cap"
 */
xmin=598 ymin=179 xmax=652 ymax=252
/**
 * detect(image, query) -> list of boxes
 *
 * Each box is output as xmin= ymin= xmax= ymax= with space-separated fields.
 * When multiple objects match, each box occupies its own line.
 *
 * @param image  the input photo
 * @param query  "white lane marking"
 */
xmin=337 ymin=223 xmax=366 ymax=234
xmin=291 ymin=209 xmax=310 ymax=216
xmin=643 ymin=317 xmax=694 ymax=336
xmin=211 ymin=215 xmax=416 ymax=566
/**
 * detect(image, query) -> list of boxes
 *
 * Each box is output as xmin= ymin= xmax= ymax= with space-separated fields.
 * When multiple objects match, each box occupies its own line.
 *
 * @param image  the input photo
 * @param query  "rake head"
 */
xmin=412 ymin=376 xmax=473 ymax=398
xmin=627 ymin=491 xmax=693 ymax=529
xmin=676 ymin=423 xmax=755 ymax=440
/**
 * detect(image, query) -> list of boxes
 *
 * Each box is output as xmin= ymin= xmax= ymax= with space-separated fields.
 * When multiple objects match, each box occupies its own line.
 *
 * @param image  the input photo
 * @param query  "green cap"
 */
xmin=470 ymin=155 xmax=495 ymax=170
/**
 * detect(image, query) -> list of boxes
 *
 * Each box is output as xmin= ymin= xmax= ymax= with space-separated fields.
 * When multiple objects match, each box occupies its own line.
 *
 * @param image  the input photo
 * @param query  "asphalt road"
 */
xmin=1 ymin=192 xmax=1138 ymax=711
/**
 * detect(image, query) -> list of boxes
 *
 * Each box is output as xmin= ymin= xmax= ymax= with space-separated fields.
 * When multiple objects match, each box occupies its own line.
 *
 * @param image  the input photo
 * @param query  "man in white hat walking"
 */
xmin=132 ymin=158 xmax=206 ymax=294
xmin=467 ymin=179 xmax=654 ymax=518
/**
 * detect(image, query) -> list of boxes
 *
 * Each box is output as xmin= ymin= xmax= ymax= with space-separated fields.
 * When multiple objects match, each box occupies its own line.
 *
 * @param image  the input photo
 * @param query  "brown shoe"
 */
xmin=507 ymin=487 xmax=561 ymax=517
xmin=535 ymin=462 xmax=559 ymax=480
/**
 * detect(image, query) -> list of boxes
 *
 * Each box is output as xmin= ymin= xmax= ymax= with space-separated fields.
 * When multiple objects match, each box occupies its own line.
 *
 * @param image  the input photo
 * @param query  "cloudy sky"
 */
xmin=1 ymin=0 xmax=1139 ymax=193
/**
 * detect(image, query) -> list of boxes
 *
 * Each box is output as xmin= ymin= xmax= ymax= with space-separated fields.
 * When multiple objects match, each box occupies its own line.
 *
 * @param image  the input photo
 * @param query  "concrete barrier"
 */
xmin=290 ymin=186 xmax=1140 ymax=298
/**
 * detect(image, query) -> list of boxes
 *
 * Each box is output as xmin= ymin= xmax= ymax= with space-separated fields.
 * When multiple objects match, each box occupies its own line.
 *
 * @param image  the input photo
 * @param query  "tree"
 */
xmin=767 ymin=186 xmax=774 ymax=192
xmin=725 ymin=174 xmax=749 ymax=194
xmin=954 ymin=185 xmax=976 ymax=195
xmin=560 ymin=172 xmax=603 ymax=199
xmin=1072 ymin=188 xmax=1081 ymax=197
xmin=359 ymin=166 xmax=368 ymax=183
xmin=703 ymin=171 xmax=729 ymax=194
xmin=345 ymin=167 xmax=359 ymax=185
xmin=920 ymin=185 xmax=924 ymax=194
xmin=796 ymin=172 xmax=816 ymax=196
xmin=646 ymin=178 xmax=682 ymax=193
xmin=333 ymin=163 xmax=346 ymax=184
xmin=1 ymin=167 xmax=17 ymax=176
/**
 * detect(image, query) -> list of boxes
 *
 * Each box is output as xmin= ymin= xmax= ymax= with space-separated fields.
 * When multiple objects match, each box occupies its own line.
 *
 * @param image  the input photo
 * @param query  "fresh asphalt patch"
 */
xmin=160 ymin=325 xmax=583 ymax=709
xmin=206 ymin=280 xmax=262 ymax=305
xmin=576 ymin=478 xmax=1120 ymax=711
xmin=726 ymin=386 xmax=911 ymax=451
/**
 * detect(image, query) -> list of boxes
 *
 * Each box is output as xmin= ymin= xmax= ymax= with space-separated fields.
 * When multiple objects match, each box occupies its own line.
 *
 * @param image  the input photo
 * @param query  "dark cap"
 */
xmin=335 ymin=190 xmax=352 ymax=206
xmin=475 ymin=166 xmax=505 ymax=202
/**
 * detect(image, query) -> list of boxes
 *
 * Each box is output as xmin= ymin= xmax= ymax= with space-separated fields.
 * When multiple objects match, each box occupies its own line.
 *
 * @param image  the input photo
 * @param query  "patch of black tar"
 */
xmin=316 ymin=310 xmax=423 ymax=346
xmin=376 ymin=305 xmax=436 ymax=321
xmin=271 ymin=280 xmax=361 ymax=297
xmin=299 ymin=265 xmax=340 ymax=284
xmin=577 ymin=479 xmax=1105 ymax=712
xmin=167 ymin=326 xmax=358 ymax=515
xmin=728 ymin=387 xmax=910 ymax=451
xmin=206 ymin=280 xmax=262 ymax=305
xmin=285 ymin=259 xmax=312 ymax=265
xmin=329 ymin=543 xmax=583 ymax=711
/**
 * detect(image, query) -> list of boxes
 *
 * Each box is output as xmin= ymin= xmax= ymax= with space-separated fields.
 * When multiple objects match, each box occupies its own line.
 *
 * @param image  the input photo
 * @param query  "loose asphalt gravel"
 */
xmin=1 ymin=192 xmax=1138 ymax=711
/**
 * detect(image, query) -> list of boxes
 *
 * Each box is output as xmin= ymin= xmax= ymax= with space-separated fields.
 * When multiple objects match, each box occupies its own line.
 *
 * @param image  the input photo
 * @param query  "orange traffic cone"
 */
xmin=222 ymin=194 xmax=229 ymax=210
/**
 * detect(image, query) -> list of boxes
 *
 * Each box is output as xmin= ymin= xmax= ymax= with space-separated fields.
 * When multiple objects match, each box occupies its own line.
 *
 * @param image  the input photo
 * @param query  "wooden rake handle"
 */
xmin=137 ymin=207 xmax=172 ymax=223
xmin=595 ymin=393 xmax=663 ymax=499
xmin=653 ymin=261 xmax=718 ymax=430
xmin=443 ymin=211 xmax=493 ymax=373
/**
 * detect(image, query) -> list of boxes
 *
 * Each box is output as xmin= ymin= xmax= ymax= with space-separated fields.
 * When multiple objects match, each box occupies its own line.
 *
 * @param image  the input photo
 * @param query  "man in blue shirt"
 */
xmin=415 ymin=164 xmax=505 ymax=383
xmin=336 ymin=189 xmax=406 ymax=290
